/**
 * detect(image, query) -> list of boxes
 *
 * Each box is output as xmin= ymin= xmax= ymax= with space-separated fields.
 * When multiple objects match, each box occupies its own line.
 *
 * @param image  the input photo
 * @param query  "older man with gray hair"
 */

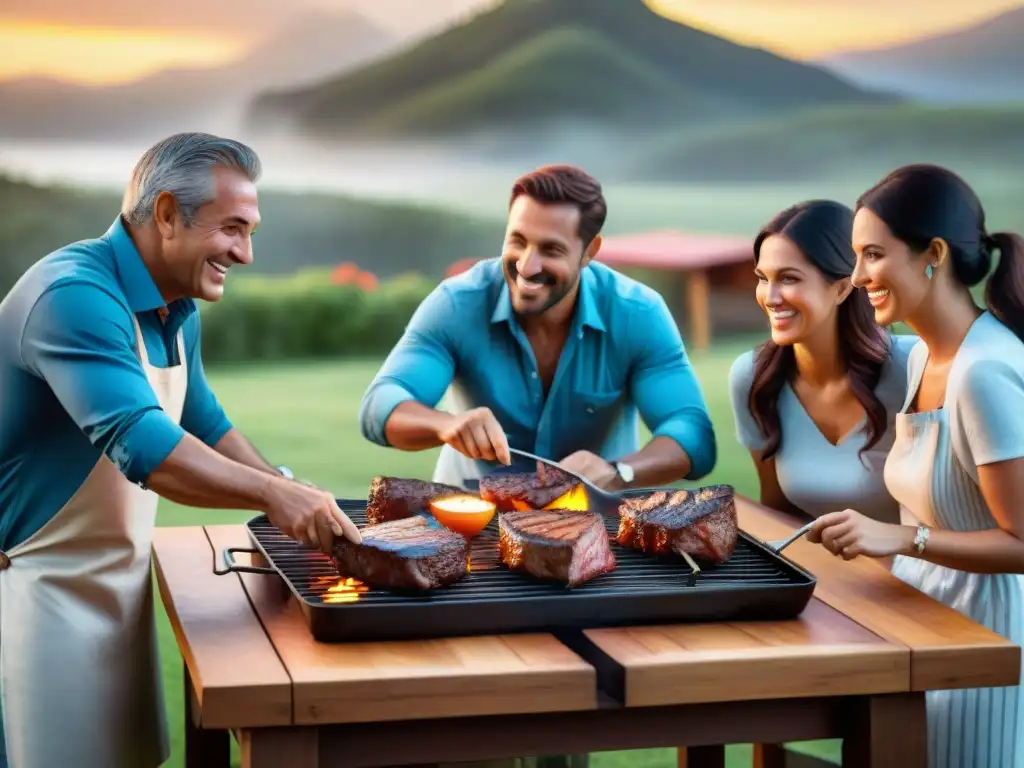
xmin=0 ymin=132 xmax=360 ymax=768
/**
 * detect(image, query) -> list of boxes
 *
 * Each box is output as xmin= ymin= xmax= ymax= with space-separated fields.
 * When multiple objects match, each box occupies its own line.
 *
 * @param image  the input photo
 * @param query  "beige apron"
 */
xmin=0 ymin=314 xmax=186 ymax=768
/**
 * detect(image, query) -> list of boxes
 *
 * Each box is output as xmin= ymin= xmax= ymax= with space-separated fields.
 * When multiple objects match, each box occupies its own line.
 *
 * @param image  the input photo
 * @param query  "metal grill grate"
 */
xmin=239 ymin=499 xmax=816 ymax=642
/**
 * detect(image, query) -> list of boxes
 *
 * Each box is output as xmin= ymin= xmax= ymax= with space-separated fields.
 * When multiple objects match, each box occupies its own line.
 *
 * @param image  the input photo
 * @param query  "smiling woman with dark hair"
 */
xmin=728 ymin=199 xmax=917 ymax=524
xmin=810 ymin=164 xmax=1024 ymax=767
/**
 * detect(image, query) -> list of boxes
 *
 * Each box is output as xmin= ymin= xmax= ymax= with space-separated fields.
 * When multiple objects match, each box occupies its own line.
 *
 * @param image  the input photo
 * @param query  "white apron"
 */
xmin=886 ymin=408 xmax=1024 ymax=767
xmin=0 ymin=314 xmax=187 ymax=768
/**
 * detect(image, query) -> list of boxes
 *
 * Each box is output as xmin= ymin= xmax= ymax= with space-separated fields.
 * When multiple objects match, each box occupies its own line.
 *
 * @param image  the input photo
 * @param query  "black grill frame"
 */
xmin=233 ymin=496 xmax=817 ymax=643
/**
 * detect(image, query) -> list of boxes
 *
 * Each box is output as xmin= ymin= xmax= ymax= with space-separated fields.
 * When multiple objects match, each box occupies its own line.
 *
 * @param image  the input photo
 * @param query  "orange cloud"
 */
xmin=646 ymin=0 xmax=1023 ymax=59
xmin=0 ymin=22 xmax=249 ymax=84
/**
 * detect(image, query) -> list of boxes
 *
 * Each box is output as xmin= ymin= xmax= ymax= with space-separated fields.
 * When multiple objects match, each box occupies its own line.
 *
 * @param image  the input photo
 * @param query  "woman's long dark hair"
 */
xmin=748 ymin=200 xmax=891 ymax=461
xmin=857 ymin=163 xmax=1024 ymax=340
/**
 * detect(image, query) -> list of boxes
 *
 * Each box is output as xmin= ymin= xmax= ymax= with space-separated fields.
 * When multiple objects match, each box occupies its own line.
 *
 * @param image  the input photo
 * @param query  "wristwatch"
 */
xmin=615 ymin=461 xmax=635 ymax=485
xmin=275 ymin=465 xmax=294 ymax=480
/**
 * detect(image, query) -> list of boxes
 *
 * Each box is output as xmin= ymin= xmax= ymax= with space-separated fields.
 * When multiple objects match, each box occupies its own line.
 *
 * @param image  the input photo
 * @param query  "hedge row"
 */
xmin=199 ymin=270 xmax=434 ymax=363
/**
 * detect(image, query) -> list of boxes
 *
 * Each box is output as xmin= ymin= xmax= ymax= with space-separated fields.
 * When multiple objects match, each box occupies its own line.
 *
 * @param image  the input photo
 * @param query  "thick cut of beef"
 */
xmin=616 ymin=485 xmax=738 ymax=564
xmin=499 ymin=508 xmax=616 ymax=586
xmin=366 ymin=476 xmax=464 ymax=525
xmin=331 ymin=516 xmax=469 ymax=592
xmin=480 ymin=462 xmax=578 ymax=511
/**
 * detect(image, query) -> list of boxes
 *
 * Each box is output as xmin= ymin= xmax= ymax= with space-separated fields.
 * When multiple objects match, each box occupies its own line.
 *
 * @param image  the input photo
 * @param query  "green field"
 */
xmin=5 ymin=120 xmax=1024 ymax=300
xmin=153 ymin=336 xmax=842 ymax=767
xmin=0 ymin=173 xmax=502 ymax=297
xmin=630 ymin=103 xmax=1024 ymax=184
xmin=386 ymin=164 xmax=1024 ymax=243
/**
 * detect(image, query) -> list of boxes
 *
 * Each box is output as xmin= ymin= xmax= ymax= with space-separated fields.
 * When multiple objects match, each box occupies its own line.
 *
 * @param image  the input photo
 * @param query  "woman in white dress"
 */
xmin=810 ymin=164 xmax=1024 ymax=768
xmin=729 ymin=199 xmax=916 ymax=525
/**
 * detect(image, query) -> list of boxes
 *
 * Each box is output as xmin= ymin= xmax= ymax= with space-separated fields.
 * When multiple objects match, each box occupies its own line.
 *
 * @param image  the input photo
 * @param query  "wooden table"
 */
xmin=153 ymin=497 xmax=1021 ymax=768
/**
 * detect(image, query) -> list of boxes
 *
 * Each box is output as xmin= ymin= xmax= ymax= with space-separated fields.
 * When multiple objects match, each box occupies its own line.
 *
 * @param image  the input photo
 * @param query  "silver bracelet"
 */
xmin=913 ymin=524 xmax=930 ymax=555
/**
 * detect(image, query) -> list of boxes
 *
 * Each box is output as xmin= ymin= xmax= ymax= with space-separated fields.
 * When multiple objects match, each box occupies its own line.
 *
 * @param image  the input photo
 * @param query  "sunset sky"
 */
xmin=0 ymin=0 xmax=1020 ymax=85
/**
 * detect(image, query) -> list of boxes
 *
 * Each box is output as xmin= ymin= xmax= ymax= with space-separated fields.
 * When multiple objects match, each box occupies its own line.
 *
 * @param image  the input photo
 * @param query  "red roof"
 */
xmin=445 ymin=230 xmax=752 ymax=278
xmin=595 ymin=230 xmax=752 ymax=271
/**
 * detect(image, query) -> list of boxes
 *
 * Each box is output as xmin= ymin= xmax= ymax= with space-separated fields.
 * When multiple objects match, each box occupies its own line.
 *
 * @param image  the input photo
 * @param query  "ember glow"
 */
xmin=323 ymin=577 xmax=369 ymax=604
xmin=311 ymin=575 xmax=369 ymax=604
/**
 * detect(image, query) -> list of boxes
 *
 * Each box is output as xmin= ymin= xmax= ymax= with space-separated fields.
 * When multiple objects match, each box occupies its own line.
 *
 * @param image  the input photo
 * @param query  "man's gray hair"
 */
xmin=121 ymin=132 xmax=262 ymax=226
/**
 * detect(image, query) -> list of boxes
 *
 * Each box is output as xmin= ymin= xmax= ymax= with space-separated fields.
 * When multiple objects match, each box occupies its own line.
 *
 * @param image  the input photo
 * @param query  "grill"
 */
xmin=219 ymin=497 xmax=816 ymax=643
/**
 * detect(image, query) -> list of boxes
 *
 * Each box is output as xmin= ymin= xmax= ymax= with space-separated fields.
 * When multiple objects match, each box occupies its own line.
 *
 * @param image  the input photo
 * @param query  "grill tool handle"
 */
xmin=213 ymin=546 xmax=277 ymax=576
xmin=768 ymin=521 xmax=816 ymax=554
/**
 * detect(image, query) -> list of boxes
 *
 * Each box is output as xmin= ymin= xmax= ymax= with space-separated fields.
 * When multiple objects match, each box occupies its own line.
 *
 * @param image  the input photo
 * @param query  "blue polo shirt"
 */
xmin=0 ymin=217 xmax=232 ymax=551
xmin=359 ymin=258 xmax=717 ymax=481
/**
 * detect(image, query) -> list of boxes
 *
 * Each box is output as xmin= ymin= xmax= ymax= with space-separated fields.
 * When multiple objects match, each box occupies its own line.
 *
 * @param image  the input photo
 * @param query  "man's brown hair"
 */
xmin=509 ymin=164 xmax=607 ymax=250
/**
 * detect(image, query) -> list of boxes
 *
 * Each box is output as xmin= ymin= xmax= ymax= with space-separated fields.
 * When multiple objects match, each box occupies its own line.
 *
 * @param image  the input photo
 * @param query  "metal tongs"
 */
xmin=766 ymin=520 xmax=815 ymax=554
xmin=507 ymin=447 xmax=628 ymax=520
xmin=509 ymin=449 xmax=817 ymax=556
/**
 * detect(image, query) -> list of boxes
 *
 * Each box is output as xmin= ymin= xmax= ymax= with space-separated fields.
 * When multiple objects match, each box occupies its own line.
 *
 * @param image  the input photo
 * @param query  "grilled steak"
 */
xmin=331 ymin=516 xmax=469 ymax=592
xmin=366 ymin=476 xmax=464 ymax=525
xmin=480 ymin=461 xmax=578 ymax=511
xmin=499 ymin=508 xmax=616 ymax=586
xmin=616 ymin=485 xmax=738 ymax=564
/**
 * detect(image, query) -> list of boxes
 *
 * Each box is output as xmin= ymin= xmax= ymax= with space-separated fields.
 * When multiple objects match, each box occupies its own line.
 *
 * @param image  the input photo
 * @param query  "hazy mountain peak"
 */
xmin=819 ymin=5 xmax=1024 ymax=103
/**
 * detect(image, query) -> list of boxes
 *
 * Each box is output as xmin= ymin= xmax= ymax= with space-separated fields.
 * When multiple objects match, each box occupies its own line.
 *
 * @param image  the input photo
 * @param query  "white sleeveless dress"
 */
xmin=885 ymin=312 xmax=1024 ymax=768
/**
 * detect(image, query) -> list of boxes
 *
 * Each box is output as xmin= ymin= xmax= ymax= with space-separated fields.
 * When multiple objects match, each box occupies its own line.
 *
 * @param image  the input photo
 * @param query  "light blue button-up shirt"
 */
xmin=0 ymin=217 xmax=232 ymax=551
xmin=359 ymin=258 xmax=716 ymax=485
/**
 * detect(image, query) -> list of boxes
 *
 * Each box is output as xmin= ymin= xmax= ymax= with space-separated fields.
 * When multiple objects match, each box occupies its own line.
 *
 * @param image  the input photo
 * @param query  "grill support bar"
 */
xmin=216 ymin=692 xmax=926 ymax=767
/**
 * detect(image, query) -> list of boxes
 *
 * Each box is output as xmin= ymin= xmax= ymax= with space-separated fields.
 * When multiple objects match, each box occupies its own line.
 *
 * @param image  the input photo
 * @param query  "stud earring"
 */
xmin=925 ymin=264 xmax=934 ymax=280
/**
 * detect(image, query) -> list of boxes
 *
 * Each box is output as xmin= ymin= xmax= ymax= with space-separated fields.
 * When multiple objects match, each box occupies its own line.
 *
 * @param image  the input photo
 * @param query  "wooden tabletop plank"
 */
xmin=152 ymin=526 xmax=293 ymax=729
xmin=735 ymin=496 xmax=1021 ymax=691
xmin=204 ymin=525 xmax=597 ymax=725
xmin=583 ymin=598 xmax=908 ymax=707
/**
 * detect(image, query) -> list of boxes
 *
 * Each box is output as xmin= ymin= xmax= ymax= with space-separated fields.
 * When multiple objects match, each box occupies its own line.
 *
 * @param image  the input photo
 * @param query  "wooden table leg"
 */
xmin=842 ymin=692 xmax=927 ymax=768
xmin=677 ymin=745 xmax=726 ymax=768
xmin=239 ymin=728 xmax=318 ymax=768
xmin=184 ymin=665 xmax=230 ymax=768
xmin=752 ymin=743 xmax=787 ymax=768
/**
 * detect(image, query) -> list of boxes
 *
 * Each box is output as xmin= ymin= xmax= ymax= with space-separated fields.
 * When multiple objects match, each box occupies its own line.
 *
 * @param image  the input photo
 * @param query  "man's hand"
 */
xmin=262 ymin=476 xmax=362 ymax=553
xmin=436 ymin=407 xmax=512 ymax=465
xmin=558 ymin=450 xmax=622 ymax=490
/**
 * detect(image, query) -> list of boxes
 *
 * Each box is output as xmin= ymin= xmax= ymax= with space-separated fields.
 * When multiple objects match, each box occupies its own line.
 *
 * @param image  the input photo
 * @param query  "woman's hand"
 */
xmin=808 ymin=509 xmax=915 ymax=560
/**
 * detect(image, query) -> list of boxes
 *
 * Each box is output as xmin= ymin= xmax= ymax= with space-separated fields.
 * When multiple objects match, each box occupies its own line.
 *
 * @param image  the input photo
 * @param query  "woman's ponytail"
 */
xmin=985 ymin=232 xmax=1024 ymax=341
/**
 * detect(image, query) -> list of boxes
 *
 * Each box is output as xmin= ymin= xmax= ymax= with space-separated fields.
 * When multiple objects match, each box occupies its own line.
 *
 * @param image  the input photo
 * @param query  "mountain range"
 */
xmin=820 ymin=6 xmax=1024 ymax=103
xmin=2 ymin=0 xmax=1022 ymax=181
xmin=0 ymin=10 xmax=398 ymax=141
xmin=248 ymin=0 xmax=892 ymax=143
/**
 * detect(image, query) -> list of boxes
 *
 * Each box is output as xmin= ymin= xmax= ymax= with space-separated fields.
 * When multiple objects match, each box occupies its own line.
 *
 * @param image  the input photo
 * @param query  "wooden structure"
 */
xmin=445 ymin=230 xmax=759 ymax=351
xmin=154 ymin=497 xmax=1020 ymax=768
xmin=597 ymin=230 xmax=755 ymax=351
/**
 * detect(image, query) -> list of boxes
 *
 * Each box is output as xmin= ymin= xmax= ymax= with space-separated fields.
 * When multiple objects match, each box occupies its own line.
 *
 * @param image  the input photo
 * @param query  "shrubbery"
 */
xmin=199 ymin=269 xmax=434 ymax=363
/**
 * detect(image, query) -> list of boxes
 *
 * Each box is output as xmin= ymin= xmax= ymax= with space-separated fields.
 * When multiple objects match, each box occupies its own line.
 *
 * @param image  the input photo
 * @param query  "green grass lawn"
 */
xmin=153 ymin=335 xmax=841 ymax=767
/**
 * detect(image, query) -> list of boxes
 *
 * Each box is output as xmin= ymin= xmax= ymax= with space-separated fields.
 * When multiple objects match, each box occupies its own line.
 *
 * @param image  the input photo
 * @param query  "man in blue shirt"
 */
xmin=360 ymin=164 xmax=717 ymax=494
xmin=0 ymin=133 xmax=359 ymax=768
xmin=360 ymin=164 xmax=716 ymax=768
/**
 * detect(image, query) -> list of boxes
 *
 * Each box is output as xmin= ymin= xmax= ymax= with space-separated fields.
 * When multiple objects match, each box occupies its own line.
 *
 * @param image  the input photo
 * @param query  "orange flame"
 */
xmin=508 ymin=483 xmax=590 ymax=512
xmin=545 ymin=483 xmax=589 ymax=512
